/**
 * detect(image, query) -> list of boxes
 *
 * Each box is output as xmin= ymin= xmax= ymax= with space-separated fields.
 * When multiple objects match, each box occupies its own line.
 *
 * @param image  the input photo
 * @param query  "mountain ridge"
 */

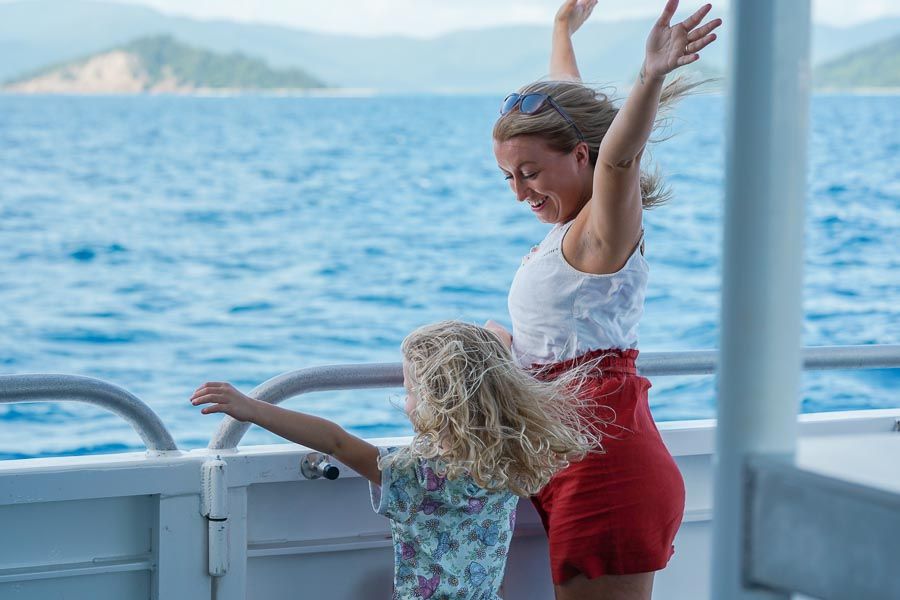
xmin=816 ymin=33 xmax=900 ymax=89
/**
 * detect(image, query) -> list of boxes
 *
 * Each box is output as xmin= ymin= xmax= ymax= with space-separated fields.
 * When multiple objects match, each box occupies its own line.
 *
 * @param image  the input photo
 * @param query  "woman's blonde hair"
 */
xmin=384 ymin=320 xmax=604 ymax=497
xmin=493 ymin=77 xmax=703 ymax=209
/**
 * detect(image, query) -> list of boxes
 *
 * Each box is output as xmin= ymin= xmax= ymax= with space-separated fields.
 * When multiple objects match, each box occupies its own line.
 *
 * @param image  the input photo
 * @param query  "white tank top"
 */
xmin=508 ymin=221 xmax=648 ymax=367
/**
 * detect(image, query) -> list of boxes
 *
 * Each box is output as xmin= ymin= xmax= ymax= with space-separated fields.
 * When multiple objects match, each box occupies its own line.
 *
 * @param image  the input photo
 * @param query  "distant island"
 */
xmin=3 ymin=35 xmax=326 ymax=94
xmin=816 ymin=33 xmax=900 ymax=90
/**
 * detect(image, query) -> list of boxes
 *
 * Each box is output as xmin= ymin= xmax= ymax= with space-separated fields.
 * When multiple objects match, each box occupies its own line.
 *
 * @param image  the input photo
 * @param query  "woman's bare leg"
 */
xmin=555 ymin=572 xmax=655 ymax=600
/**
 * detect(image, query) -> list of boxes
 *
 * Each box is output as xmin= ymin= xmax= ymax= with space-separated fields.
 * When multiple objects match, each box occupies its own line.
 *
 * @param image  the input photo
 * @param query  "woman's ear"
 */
xmin=574 ymin=141 xmax=592 ymax=168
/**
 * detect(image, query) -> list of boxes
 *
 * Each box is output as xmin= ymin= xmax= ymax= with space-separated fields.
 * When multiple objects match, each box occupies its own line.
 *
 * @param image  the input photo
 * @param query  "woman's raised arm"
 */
xmin=550 ymin=0 xmax=598 ymax=81
xmin=587 ymin=1 xmax=721 ymax=262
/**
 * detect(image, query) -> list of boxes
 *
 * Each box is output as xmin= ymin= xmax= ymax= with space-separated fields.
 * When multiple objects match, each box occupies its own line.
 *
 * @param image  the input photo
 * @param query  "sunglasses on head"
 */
xmin=500 ymin=93 xmax=585 ymax=142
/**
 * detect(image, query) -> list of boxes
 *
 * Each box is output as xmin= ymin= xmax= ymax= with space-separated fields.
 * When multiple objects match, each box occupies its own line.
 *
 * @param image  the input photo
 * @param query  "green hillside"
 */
xmin=816 ymin=34 xmax=900 ymax=88
xmin=123 ymin=35 xmax=325 ymax=89
xmin=6 ymin=34 xmax=326 ymax=90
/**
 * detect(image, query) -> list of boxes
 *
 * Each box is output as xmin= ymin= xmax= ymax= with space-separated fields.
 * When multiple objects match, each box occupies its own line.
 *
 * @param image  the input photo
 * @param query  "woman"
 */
xmin=485 ymin=1 xmax=722 ymax=598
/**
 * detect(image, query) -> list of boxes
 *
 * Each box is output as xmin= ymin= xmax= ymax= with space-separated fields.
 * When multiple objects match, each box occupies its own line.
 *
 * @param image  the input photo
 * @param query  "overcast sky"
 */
xmin=11 ymin=0 xmax=900 ymax=37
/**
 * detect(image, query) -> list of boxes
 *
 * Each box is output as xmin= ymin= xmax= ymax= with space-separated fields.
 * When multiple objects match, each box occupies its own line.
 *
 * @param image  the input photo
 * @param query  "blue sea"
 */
xmin=1 ymin=93 xmax=898 ymax=459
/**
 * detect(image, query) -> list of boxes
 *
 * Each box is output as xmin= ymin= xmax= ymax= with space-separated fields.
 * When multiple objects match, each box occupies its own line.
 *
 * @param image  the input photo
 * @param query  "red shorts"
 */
xmin=530 ymin=349 xmax=685 ymax=584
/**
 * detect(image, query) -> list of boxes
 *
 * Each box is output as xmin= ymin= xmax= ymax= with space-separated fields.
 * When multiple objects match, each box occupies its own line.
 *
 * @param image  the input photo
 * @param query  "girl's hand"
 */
xmin=642 ymin=1 xmax=722 ymax=81
xmin=555 ymin=0 xmax=598 ymax=36
xmin=191 ymin=382 xmax=260 ymax=422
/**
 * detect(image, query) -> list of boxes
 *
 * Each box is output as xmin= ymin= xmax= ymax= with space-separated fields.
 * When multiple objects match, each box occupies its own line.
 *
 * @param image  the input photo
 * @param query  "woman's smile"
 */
xmin=528 ymin=196 xmax=547 ymax=210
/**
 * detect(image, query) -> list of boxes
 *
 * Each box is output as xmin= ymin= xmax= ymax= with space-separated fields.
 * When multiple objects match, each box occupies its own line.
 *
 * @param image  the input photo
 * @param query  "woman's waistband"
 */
xmin=528 ymin=348 xmax=639 ymax=380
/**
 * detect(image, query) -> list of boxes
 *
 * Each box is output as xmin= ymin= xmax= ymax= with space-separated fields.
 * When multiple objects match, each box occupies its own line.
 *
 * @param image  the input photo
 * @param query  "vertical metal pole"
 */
xmin=711 ymin=1 xmax=811 ymax=599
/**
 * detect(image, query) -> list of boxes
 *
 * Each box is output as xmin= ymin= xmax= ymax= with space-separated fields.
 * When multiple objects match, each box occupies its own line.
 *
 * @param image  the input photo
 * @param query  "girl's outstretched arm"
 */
xmin=550 ymin=0 xmax=598 ymax=81
xmin=588 ymin=0 xmax=721 ymax=262
xmin=191 ymin=382 xmax=381 ymax=485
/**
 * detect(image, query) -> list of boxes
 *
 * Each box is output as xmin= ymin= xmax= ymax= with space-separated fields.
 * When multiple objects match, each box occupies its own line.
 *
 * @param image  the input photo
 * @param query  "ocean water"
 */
xmin=0 ymin=93 xmax=897 ymax=459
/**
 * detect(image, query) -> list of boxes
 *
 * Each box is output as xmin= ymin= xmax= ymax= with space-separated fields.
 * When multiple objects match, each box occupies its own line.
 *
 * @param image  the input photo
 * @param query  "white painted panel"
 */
xmin=152 ymin=494 xmax=209 ymax=600
xmin=0 ymin=496 xmax=152 ymax=569
xmin=248 ymin=548 xmax=393 ymax=600
xmin=215 ymin=487 xmax=249 ymax=600
xmin=0 ymin=454 xmax=203 ymax=505
xmin=678 ymin=454 xmax=714 ymax=517
xmin=0 ymin=571 xmax=149 ymax=599
xmin=502 ymin=526 xmax=555 ymax=599
xmin=655 ymin=521 xmax=712 ymax=600
xmin=248 ymin=478 xmax=389 ymax=544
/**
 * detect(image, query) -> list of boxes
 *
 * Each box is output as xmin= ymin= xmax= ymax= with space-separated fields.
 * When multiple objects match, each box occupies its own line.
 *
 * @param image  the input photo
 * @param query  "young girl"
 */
xmin=190 ymin=320 xmax=601 ymax=599
xmin=487 ymin=1 xmax=722 ymax=598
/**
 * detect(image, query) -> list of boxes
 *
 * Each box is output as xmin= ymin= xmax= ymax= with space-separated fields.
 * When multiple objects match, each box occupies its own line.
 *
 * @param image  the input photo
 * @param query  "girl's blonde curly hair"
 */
xmin=382 ymin=320 xmax=604 ymax=497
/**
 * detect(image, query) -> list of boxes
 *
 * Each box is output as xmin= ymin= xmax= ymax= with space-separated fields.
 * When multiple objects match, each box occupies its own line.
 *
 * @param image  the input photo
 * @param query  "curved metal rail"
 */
xmin=210 ymin=363 xmax=403 ymax=450
xmin=210 ymin=344 xmax=900 ymax=450
xmin=0 ymin=374 xmax=178 ymax=452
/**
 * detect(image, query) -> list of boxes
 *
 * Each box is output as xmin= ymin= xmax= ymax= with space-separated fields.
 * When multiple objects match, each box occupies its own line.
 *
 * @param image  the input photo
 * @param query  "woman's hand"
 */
xmin=642 ymin=1 xmax=722 ymax=81
xmin=484 ymin=320 xmax=513 ymax=350
xmin=551 ymin=0 xmax=597 ymax=80
xmin=191 ymin=382 xmax=260 ymax=422
xmin=555 ymin=0 xmax=598 ymax=37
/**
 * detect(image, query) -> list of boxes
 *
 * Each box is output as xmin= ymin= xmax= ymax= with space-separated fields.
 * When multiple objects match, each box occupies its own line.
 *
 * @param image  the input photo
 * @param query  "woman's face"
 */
xmin=493 ymin=135 xmax=592 ymax=224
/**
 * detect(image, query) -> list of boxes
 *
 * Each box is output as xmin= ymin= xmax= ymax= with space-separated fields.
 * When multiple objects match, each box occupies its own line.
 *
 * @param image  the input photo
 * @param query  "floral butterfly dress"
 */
xmin=370 ymin=447 xmax=519 ymax=600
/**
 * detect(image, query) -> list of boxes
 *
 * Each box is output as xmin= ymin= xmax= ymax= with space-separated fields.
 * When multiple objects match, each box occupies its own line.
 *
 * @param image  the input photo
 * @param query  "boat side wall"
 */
xmin=0 ymin=410 xmax=897 ymax=600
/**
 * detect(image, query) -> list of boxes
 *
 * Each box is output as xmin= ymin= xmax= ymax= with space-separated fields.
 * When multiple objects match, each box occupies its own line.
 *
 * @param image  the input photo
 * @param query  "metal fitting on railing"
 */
xmin=301 ymin=452 xmax=340 ymax=480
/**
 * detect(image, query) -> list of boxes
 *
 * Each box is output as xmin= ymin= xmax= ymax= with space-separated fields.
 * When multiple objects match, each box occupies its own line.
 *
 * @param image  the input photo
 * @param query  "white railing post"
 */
xmin=711 ymin=0 xmax=812 ymax=598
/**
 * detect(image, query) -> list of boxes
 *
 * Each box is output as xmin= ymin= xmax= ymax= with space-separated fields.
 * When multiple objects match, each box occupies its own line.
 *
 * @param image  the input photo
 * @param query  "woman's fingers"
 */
xmin=677 ymin=53 xmax=700 ymax=67
xmin=556 ymin=0 xmax=578 ymax=20
xmin=657 ymin=0 xmax=679 ymax=27
xmin=559 ymin=0 xmax=598 ymax=33
xmin=681 ymin=3 xmax=712 ymax=31
xmin=688 ymin=17 xmax=722 ymax=41
xmin=686 ymin=32 xmax=716 ymax=54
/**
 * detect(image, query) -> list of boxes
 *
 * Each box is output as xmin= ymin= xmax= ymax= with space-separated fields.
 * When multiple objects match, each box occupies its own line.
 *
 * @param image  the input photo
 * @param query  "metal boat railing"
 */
xmin=0 ymin=374 xmax=178 ymax=452
xmin=0 ymin=345 xmax=897 ymax=455
xmin=208 ymin=362 xmax=403 ymax=450
xmin=209 ymin=344 xmax=900 ymax=450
